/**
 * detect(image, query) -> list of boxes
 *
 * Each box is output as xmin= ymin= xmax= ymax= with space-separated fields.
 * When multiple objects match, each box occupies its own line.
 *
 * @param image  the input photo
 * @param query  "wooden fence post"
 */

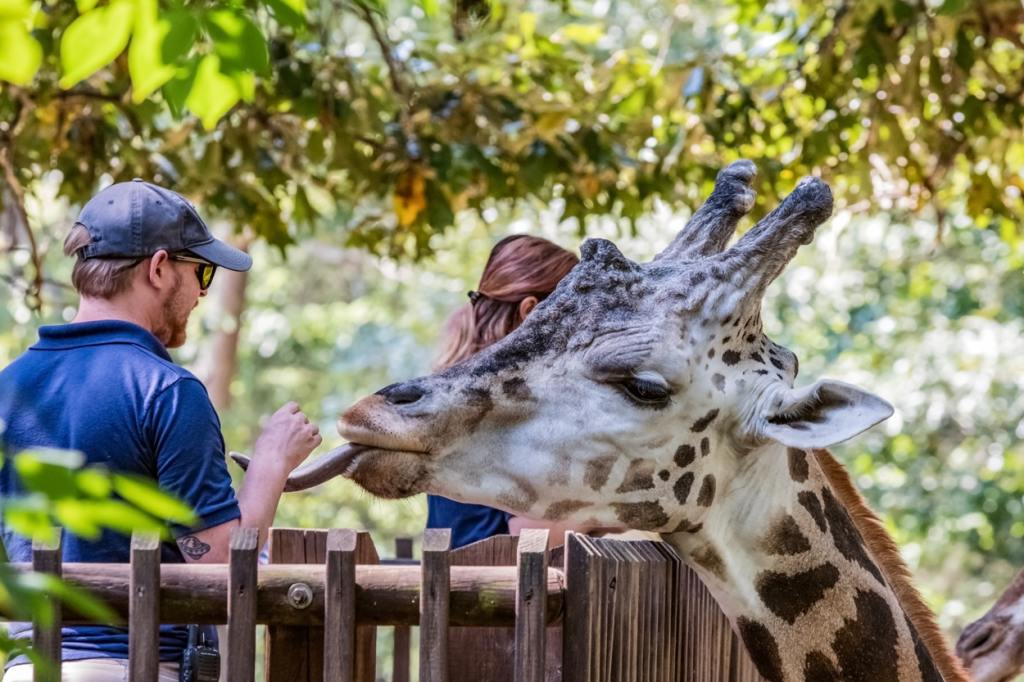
xmin=227 ymin=527 xmax=259 ymax=682
xmin=353 ymin=532 xmax=380 ymax=682
xmin=31 ymin=530 xmax=62 ymax=682
xmin=419 ymin=528 xmax=451 ymax=682
xmin=514 ymin=529 xmax=548 ymax=682
xmin=264 ymin=528 xmax=322 ymax=682
xmin=562 ymin=532 xmax=597 ymax=682
xmin=265 ymin=528 xmax=378 ymax=682
xmin=324 ymin=529 xmax=357 ymax=682
xmin=392 ymin=537 xmax=413 ymax=682
xmin=129 ymin=532 xmax=160 ymax=682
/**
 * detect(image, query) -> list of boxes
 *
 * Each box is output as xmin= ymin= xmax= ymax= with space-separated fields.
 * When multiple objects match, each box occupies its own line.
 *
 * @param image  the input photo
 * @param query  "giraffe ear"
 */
xmin=762 ymin=380 xmax=893 ymax=449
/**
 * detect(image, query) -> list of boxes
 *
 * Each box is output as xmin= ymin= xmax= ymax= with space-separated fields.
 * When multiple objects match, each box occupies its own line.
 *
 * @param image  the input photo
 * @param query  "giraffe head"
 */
xmin=957 ymin=567 xmax=1024 ymax=682
xmin=281 ymin=161 xmax=893 ymax=532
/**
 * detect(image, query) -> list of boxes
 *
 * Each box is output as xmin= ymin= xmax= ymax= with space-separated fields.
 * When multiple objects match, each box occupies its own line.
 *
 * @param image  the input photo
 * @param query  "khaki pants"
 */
xmin=3 ymin=659 xmax=178 ymax=681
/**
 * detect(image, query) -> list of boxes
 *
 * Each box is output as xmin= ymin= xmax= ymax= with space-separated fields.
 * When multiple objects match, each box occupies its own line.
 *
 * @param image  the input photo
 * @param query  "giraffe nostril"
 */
xmin=958 ymin=622 xmax=1003 ymax=661
xmin=377 ymin=382 xmax=427 ymax=406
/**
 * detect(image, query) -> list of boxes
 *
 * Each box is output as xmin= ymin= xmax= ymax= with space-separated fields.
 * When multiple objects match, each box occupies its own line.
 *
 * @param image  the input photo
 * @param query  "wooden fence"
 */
xmin=14 ymin=527 xmax=764 ymax=682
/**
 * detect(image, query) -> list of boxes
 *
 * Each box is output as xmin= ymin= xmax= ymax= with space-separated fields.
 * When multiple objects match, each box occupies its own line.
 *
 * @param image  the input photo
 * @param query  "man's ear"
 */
xmin=762 ymin=380 xmax=894 ymax=449
xmin=147 ymin=250 xmax=171 ymax=289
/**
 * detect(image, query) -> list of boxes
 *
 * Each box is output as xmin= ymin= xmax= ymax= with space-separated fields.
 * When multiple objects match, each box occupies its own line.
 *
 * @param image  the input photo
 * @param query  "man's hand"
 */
xmin=178 ymin=402 xmax=322 ymax=563
xmin=252 ymin=401 xmax=322 ymax=475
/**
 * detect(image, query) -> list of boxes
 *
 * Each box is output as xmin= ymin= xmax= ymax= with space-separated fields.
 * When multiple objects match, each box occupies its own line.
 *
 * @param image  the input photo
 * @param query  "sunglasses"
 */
xmin=170 ymin=254 xmax=217 ymax=290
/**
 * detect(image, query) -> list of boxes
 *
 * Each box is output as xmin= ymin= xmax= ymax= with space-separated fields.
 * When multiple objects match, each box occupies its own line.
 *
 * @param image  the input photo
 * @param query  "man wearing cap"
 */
xmin=0 ymin=180 xmax=322 ymax=680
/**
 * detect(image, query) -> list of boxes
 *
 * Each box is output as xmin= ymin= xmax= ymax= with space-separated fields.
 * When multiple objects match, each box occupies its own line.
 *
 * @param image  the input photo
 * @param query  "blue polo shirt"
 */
xmin=426 ymin=495 xmax=511 ymax=549
xmin=0 ymin=320 xmax=241 ymax=666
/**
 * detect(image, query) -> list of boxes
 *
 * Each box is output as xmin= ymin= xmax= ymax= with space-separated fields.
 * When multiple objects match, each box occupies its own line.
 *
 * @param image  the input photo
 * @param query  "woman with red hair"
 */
xmin=427 ymin=234 xmax=583 ymax=548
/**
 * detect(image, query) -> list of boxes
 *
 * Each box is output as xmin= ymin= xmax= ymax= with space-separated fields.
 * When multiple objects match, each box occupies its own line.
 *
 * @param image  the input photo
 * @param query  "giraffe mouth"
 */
xmin=231 ymin=442 xmax=431 ymax=494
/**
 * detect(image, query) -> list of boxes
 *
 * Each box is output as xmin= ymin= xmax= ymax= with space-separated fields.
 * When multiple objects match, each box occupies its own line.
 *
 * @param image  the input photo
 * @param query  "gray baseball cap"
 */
xmin=75 ymin=179 xmax=252 ymax=271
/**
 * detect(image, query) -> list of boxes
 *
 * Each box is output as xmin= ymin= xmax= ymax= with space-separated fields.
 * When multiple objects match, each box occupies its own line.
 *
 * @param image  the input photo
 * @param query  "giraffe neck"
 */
xmin=662 ymin=442 xmax=950 ymax=682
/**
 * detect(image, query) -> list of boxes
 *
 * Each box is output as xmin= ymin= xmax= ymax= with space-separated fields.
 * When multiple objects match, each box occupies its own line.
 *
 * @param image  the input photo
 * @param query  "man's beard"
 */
xmin=154 ymin=272 xmax=192 ymax=348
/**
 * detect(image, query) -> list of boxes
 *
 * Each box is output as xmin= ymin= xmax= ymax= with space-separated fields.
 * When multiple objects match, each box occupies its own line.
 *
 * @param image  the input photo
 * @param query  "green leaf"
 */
xmin=205 ymin=8 xmax=268 ymax=73
xmin=185 ymin=54 xmax=242 ymax=129
xmin=264 ymin=0 xmax=306 ymax=28
xmin=75 ymin=0 xmax=99 ymax=12
xmin=74 ymin=468 xmax=112 ymax=499
xmin=0 ymin=20 xmax=42 ymax=85
xmin=64 ymin=499 xmax=169 ymax=538
xmin=128 ymin=2 xmax=198 ymax=103
xmin=59 ymin=0 xmax=135 ymax=88
xmin=112 ymin=473 xmax=196 ymax=524
xmin=936 ymin=0 xmax=968 ymax=14
xmin=162 ymin=56 xmax=199 ymax=118
xmin=13 ymin=451 xmax=81 ymax=499
xmin=0 ymin=0 xmax=32 ymax=20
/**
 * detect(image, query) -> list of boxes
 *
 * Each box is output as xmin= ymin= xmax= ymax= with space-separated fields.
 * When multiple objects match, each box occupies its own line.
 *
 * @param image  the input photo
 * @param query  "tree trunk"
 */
xmin=197 ymin=232 xmax=250 ymax=411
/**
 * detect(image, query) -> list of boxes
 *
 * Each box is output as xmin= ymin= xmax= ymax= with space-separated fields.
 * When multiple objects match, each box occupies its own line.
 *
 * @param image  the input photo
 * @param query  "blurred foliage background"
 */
xmin=2 ymin=0 xmax=1024 ymax=642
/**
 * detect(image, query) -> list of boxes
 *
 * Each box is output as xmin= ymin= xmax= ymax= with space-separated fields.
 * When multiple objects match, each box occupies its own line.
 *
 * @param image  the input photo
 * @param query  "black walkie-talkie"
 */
xmin=179 ymin=624 xmax=220 ymax=682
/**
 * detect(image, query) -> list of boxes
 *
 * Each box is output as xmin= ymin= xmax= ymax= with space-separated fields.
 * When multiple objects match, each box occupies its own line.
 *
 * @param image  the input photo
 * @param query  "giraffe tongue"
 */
xmin=229 ymin=443 xmax=371 ymax=492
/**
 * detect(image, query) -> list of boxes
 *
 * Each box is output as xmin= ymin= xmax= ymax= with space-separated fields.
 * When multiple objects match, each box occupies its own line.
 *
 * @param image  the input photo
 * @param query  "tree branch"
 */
xmin=0 ymin=146 xmax=44 ymax=312
xmin=353 ymin=1 xmax=408 ymax=100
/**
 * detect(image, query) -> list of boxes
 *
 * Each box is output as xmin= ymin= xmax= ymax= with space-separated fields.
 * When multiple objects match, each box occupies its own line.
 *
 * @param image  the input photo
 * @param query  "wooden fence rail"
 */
xmin=11 ymin=528 xmax=764 ymax=682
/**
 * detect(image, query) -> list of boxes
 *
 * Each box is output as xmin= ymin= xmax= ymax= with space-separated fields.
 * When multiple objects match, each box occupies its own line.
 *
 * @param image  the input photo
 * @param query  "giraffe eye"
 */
xmin=618 ymin=377 xmax=671 ymax=407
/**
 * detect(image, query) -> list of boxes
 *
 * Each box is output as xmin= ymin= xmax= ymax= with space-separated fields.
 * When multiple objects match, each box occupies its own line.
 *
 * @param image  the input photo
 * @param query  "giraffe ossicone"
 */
xmin=252 ymin=161 xmax=969 ymax=681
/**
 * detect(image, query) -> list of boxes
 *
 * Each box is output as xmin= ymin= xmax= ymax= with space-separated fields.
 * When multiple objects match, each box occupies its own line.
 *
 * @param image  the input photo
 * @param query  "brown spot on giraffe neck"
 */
xmin=821 ymin=486 xmax=886 ymax=586
xmin=762 ymin=513 xmax=812 ymax=555
xmin=804 ymin=651 xmax=841 ymax=681
xmin=673 ymin=519 xmax=702 ymax=533
xmin=798 ymin=490 xmax=827 ymax=533
xmin=696 ymin=474 xmax=716 ymax=507
xmin=673 ymin=444 xmax=696 ymax=468
xmin=496 ymin=479 xmax=538 ymax=515
xmin=755 ymin=562 xmax=840 ymax=625
xmin=788 ymin=447 xmax=809 ymax=482
xmin=691 ymin=409 xmax=720 ymax=433
xmin=611 ymin=501 xmax=668 ymax=530
xmin=673 ymin=472 xmax=695 ymax=504
xmin=737 ymin=617 xmax=784 ymax=682
xmin=615 ymin=459 xmax=656 ymax=493
xmin=831 ymin=589 xmax=900 ymax=682
xmin=722 ymin=349 xmax=741 ymax=365
xmin=584 ymin=454 xmax=617 ymax=491
xmin=542 ymin=499 xmax=591 ymax=521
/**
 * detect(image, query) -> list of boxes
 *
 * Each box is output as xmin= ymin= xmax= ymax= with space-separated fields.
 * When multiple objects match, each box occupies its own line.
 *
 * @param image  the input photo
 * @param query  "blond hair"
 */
xmin=63 ymin=224 xmax=142 ymax=299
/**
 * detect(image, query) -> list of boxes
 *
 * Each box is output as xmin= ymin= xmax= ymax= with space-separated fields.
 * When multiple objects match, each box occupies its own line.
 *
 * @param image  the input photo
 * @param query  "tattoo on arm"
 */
xmin=178 ymin=535 xmax=212 ymax=560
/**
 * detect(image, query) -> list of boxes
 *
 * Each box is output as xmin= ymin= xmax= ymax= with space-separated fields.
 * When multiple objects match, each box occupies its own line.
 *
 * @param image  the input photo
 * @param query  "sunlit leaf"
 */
xmin=264 ymin=0 xmax=306 ymax=28
xmin=129 ymin=2 xmax=198 ymax=103
xmin=0 ymin=20 xmax=41 ymax=85
xmin=185 ymin=54 xmax=241 ymax=129
xmin=14 ymin=452 xmax=79 ymax=499
xmin=59 ymin=0 xmax=135 ymax=88
xmin=205 ymin=8 xmax=268 ymax=73
xmin=0 ymin=0 xmax=32 ymax=20
xmin=112 ymin=474 xmax=196 ymax=525
xmin=162 ymin=56 xmax=199 ymax=118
